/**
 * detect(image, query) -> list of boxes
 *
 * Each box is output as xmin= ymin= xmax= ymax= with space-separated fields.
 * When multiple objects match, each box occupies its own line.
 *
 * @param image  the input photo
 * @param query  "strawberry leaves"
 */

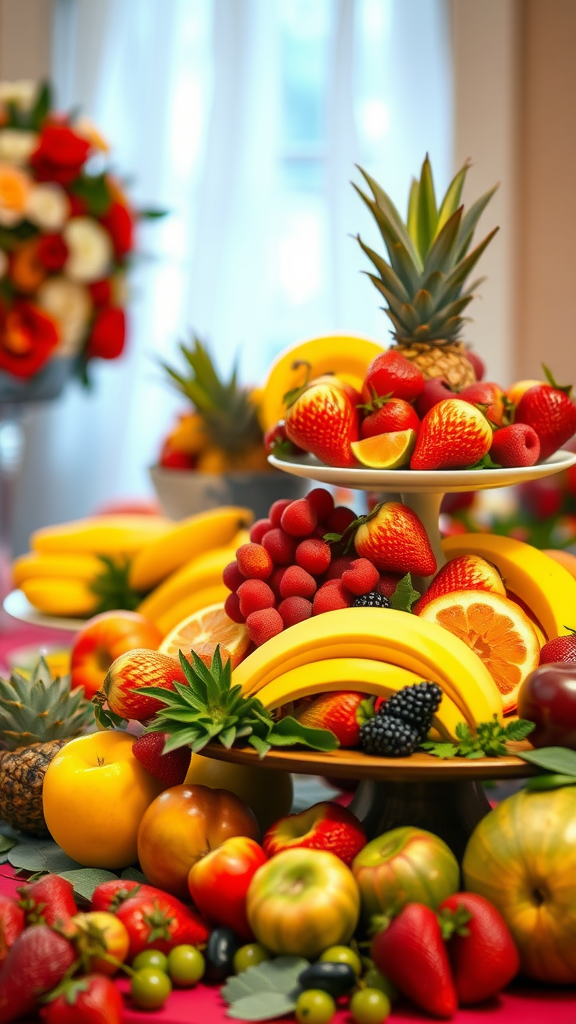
xmin=390 ymin=573 xmax=421 ymax=612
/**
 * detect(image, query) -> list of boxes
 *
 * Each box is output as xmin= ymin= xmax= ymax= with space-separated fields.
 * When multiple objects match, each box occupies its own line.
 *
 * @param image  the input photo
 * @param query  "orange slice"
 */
xmin=419 ymin=589 xmax=540 ymax=713
xmin=351 ymin=429 xmax=417 ymax=469
xmin=159 ymin=602 xmax=250 ymax=669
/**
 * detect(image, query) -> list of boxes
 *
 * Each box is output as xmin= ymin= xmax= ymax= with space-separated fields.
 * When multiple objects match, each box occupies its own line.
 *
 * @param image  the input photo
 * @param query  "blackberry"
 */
xmin=360 ymin=715 xmax=419 ymax=757
xmin=353 ymin=591 xmax=390 ymax=609
xmin=380 ymin=681 xmax=443 ymax=742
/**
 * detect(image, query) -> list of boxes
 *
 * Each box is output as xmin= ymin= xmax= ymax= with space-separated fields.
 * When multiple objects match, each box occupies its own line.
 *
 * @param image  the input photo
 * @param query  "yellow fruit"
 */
xmin=155 ymin=584 xmax=230 ymax=637
xmin=542 ymin=548 xmax=576 ymax=580
xmin=419 ymin=589 xmax=540 ymax=714
xmin=168 ymin=413 xmax=209 ymax=455
xmin=21 ymin=578 xmax=100 ymax=618
xmin=31 ymin=515 xmax=172 ymax=556
xmin=137 ymin=543 xmax=239 ymax=622
xmin=42 ymin=731 xmax=164 ymax=868
xmin=506 ymin=379 xmax=543 ymax=405
xmin=12 ymin=552 xmax=103 ymax=587
xmin=351 ymin=429 xmax=417 ymax=468
xmin=185 ymin=753 xmax=293 ymax=833
xmin=195 ymin=447 xmax=231 ymax=473
xmin=260 ymin=335 xmax=383 ymax=431
xmin=159 ymin=602 xmax=250 ymax=668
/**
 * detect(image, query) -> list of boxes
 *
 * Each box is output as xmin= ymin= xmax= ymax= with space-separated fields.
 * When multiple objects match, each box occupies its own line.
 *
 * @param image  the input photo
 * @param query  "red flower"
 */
xmin=37 ymin=234 xmax=68 ymax=272
xmin=88 ymin=279 xmax=112 ymax=307
xmin=0 ymin=301 xmax=59 ymax=378
xmin=100 ymin=201 xmax=134 ymax=257
xmin=30 ymin=124 xmax=90 ymax=185
xmin=86 ymin=306 xmax=126 ymax=360
xmin=67 ymin=194 xmax=87 ymax=217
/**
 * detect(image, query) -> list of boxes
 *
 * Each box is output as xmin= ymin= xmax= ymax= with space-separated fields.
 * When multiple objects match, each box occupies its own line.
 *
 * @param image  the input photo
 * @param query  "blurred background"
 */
xmin=1 ymin=0 xmax=575 ymax=552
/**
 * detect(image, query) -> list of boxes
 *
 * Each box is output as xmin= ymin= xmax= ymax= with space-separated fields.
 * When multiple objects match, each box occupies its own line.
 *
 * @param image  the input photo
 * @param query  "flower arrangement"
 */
xmin=0 ymin=79 xmax=153 ymax=388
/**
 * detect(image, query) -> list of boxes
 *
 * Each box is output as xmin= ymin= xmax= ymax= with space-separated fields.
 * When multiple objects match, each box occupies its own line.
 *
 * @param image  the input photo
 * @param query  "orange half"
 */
xmin=419 ymin=589 xmax=540 ymax=713
xmin=351 ymin=429 xmax=417 ymax=469
xmin=159 ymin=602 xmax=250 ymax=669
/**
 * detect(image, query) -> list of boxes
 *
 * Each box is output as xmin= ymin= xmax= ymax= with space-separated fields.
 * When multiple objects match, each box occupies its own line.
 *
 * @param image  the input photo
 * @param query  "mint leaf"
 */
xmin=422 ymin=715 xmax=534 ymax=759
xmin=390 ymin=574 xmax=421 ymax=613
xmin=421 ymin=742 xmax=459 ymax=759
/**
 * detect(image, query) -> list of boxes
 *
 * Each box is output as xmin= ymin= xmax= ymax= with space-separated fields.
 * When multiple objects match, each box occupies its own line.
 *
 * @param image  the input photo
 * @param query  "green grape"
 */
xmin=319 ymin=945 xmax=362 ymax=977
xmin=350 ymin=988 xmax=391 ymax=1024
xmin=362 ymin=966 xmax=398 ymax=1002
xmin=167 ymin=945 xmax=205 ymax=986
xmin=233 ymin=943 xmax=270 ymax=973
xmin=132 ymin=949 xmax=169 ymax=972
xmin=295 ymin=989 xmax=336 ymax=1024
xmin=130 ymin=967 xmax=172 ymax=1010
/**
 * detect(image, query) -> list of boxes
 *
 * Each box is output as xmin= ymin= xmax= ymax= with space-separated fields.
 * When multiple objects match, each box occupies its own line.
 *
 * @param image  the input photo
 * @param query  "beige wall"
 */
xmin=0 ymin=0 xmax=53 ymax=79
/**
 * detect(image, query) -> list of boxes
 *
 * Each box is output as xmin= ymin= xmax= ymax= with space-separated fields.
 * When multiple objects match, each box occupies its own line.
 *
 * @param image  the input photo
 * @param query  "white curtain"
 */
xmin=13 ymin=0 xmax=452 ymax=553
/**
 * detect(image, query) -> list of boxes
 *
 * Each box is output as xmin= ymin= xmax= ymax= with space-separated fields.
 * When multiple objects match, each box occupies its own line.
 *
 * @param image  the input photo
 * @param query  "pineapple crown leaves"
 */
xmin=89 ymin=555 xmax=140 ymax=613
xmin=354 ymin=156 xmax=499 ymax=344
xmin=0 ymin=659 xmax=94 ymax=750
xmin=137 ymin=645 xmax=339 ymax=758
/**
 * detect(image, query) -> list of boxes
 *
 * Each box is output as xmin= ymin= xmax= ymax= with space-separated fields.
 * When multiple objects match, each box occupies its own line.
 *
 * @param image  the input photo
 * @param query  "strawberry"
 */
xmin=324 ymin=554 xmax=356 ymax=580
xmin=295 ymin=691 xmax=374 ymax=747
xmin=458 ymin=381 xmax=506 ymax=427
xmin=250 ymin=518 xmax=272 ymax=543
xmin=246 ymin=607 xmax=284 ymax=645
xmin=91 ymin=878 xmax=156 ymax=913
xmin=490 ymin=422 xmax=540 ymax=467
xmin=0 ymin=896 xmax=24 ymax=964
xmin=371 ymin=903 xmax=457 ymax=1018
xmin=0 ymin=924 xmax=77 ymax=1023
xmin=18 ymin=874 xmax=77 ymax=927
xmin=295 ymin=537 xmax=332 ymax=575
xmin=466 ymin=349 xmax=485 ymax=381
xmin=263 ymin=419 xmax=304 ymax=457
xmin=539 ymin=627 xmax=576 ymax=665
xmin=313 ymin=579 xmax=354 ymax=614
xmin=341 ymin=557 xmax=379 ymax=596
xmin=236 ymin=543 xmax=274 ymax=580
xmin=237 ymin=579 xmax=276 ymax=616
xmin=223 ymin=560 xmax=245 ymax=592
xmin=415 ymin=377 xmax=454 ymax=418
xmin=278 ymin=596 xmax=313 ymax=627
xmin=326 ymin=506 xmax=357 ymax=534
xmin=414 ymin=555 xmax=505 ymax=614
xmin=285 ymin=379 xmax=360 ymax=467
xmin=261 ymin=527 xmax=296 ymax=564
xmin=40 ymin=974 xmax=124 ymax=1024
xmin=514 ymin=374 xmax=576 ymax=459
xmin=306 ymin=487 xmax=335 ymax=521
xmin=361 ymin=350 xmax=424 ymax=403
xmin=159 ymin=441 xmax=196 ymax=470
xmin=439 ymin=892 xmax=520 ymax=1005
xmin=279 ymin=564 xmax=317 ymax=599
xmin=115 ymin=889 xmax=209 ymax=958
xmin=378 ymin=572 xmax=403 ymax=598
xmin=263 ymin=801 xmax=366 ymax=865
xmin=132 ymin=731 xmax=191 ymax=786
xmin=269 ymin=498 xmax=294 ymax=527
xmin=280 ymin=498 xmax=317 ymax=537
xmin=411 ymin=398 xmax=493 ymax=470
xmin=354 ymin=502 xmax=437 ymax=576
xmin=360 ymin=397 xmax=420 ymax=438
xmin=103 ymin=649 xmax=187 ymax=721
xmin=224 ymin=591 xmax=245 ymax=623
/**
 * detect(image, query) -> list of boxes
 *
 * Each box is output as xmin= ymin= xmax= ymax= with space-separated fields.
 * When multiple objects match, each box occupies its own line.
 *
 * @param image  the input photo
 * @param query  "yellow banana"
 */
xmin=31 ymin=515 xmax=173 ymax=557
xmin=232 ymin=608 xmax=502 ymax=726
xmin=129 ymin=507 xmax=254 ymax=593
xmin=259 ymin=658 xmax=463 ymax=741
xmin=442 ymin=534 xmax=576 ymax=640
xmin=21 ymin=578 xmax=99 ymax=618
xmin=13 ymin=552 xmax=104 ymax=587
xmin=155 ymin=583 xmax=230 ymax=637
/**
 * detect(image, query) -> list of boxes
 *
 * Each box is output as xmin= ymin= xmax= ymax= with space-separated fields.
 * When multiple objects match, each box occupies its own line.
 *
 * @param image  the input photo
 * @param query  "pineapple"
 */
xmin=0 ymin=660 xmax=94 ymax=836
xmin=161 ymin=337 xmax=266 ymax=470
xmin=355 ymin=155 xmax=498 ymax=387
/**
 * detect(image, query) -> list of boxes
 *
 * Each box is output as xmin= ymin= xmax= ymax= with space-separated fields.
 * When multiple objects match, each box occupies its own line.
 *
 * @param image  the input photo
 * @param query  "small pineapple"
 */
xmin=355 ymin=156 xmax=498 ymax=387
xmin=161 ymin=337 xmax=267 ymax=471
xmin=0 ymin=660 xmax=94 ymax=836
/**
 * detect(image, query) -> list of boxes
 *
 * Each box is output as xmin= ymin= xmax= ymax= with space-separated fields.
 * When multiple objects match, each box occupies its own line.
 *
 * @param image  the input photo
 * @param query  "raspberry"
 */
xmin=341 ymin=558 xmax=380 ymax=596
xmin=324 ymin=555 xmax=355 ymax=581
xmin=236 ymin=543 xmax=273 ymax=580
xmin=269 ymin=566 xmax=287 ymax=599
xmin=269 ymin=498 xmax=294 ymax=528
xmin=295 ymin=537 xmax=331 ymax=575
xmin=379 ymin=573 xmax=403 ymax=598
xmin=360 ymin=715 xmax=419 ymax=756
xmin=306 ymin=487 xmax=335 ymax=521
xmin=281 ymin=499 xmax=317 ymax=537
xmin=326 ymin=505 xmax=356 ymax=534
xmin=280 ymin=564 xmax=317 ymax=599
xmin=262 ymin=527 xmax=296 ymax=565
xmin=224 ymin=591 xmax=245 ymax=623
xmin=237 ymin=579 xmax=276 ymax=617
xmin=353 ymin=591 xmax=390 ymax=609
xmin=313 ymin=579 xmax=353 ymax=615
xmin=278 ymin=596 xmax=313 ymax=628
xmin=223 ymin=560 xmax=245 ymax=592
xmin=250 ymin=518 xmax=272 ymax=543
xmin=246 ymin=608 xmax=284 ymax=646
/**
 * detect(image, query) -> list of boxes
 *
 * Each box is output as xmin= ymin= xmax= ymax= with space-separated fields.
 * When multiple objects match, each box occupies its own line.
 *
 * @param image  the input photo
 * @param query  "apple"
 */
xmin=458 ymin=381 xmax=505 ymax=427
xmin=184 ymin=752 xmax=293 ymax=833
xmin=70 ymin=610 xmax=163 ymax=699
xmin=506 ymin=378 xmax=544 ymax=406
xmin=414 ymin=377 xmax=454 ymax=418
xmin=246 ymin=847 xmax=360 ymax=959
xmin=517 ymin=662 xmax=576 ymax=749
xmin=188 ymin=836 xmax=267 ymax=940
xmin=262 ymin=801 xmax=366 ymax=866
xmin=466 ymin=349 xmax=485 ymax=381
xmin=137 ymin=784 xmax=260 ymax=900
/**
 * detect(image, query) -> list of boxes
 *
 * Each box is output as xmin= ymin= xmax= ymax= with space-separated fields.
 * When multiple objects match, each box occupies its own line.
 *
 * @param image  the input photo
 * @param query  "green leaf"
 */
xmin=121 ymin=867 xmax=147 ymax=882
xmin=390 ymin=574 xmax=421 ymax=612
xmin=226 ymin=992 xmax=297 ymax=1020
xmin=223 ymin=957 xmax=309 ymax=1019
xmin=524 ymin=773 xmax=576 ymax=792
xmin=249 ymin=734 xmax=271 ymax=758
xmin=0 ymin=835 xmax=16 ymax=855
xmin=421 ymin=742 xmax=459 ymax=759
xmin=58 ymin=868 xmax=118 ymax=902
xmin=29 ymin=81 xmax=52 ymax=130
xmin=138 ymin=208 xmax=168 ymax=219
xmin=517 ymin=747 xmax=576 ymax=776
xmin=436 ymin=161 xmax=469 ymax=234
xmin=269 ymin=716 xmax=339 ymax=751
xmin=423 ymin=715 xmax=535 ymax=760
xmin=414 ymin=154 xmax=438 ymax=261
xmin=70 ymin=173 xmax=112 ymax=218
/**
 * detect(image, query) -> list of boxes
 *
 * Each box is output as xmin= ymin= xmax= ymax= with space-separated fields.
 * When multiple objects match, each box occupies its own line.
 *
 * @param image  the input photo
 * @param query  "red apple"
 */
xmin=517 ymin=662 xmax=576 ymax=749
xmin=262 ymin=801 xmax=366 ymax=866
xmin=466 ymin=349 xmax=485 ymax=381
xmin=188 ymin=836 xmax=267 ymax=940
xmin=458 ymin=381 xmax=505 ymax=427
xmin=70 ymin=611 xmax=163 ymax=699
xmin=414 ymin=378 xmax=454 ymax=418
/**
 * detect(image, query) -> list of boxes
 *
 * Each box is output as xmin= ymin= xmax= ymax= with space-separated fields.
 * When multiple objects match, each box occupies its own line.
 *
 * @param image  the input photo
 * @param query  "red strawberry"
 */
xmin=263 ymin=801 xmax=366 ymax=865
xmin=278 ymin=596 xmax=313 ymax=627
xmin=0 ymin=925 xmax=76 ymax=1023
xmin=132 ymin=731 xmax=191 ymax=786
xmin=306 ymin=487 xmax=335 ymax=521
xmin=250 ymin=518 xmax=272 ymax=543
xmin=326 ymin=506 xmax=357 ymax=534
xmin=40 ymin=974 xmax=124 ymax=1024
xmin=490 ymin=422 xmax=540 ymax=467
xmin=262 ymin=527 xmax=296 ymax=564
xmin=354 ymin=502 xmax=437 ymax=576
xmin=324 ymin=555 xmax=356 ymax=581
xmin=295 ymin=691 xmax=374 ymax=747
xmin=237 ymin=579 xmax=276 ymax=617
xmin=103 ymin=649 xmax=188 ymax=721
xmin=236 ymin=543 xmax=274 ymax=580
xmin=280 ymin=498 xmax=317 ymax=537
xmin=415 ymin=377 xmax=454 ymax=418
xmin=263 ymin=419 xmax=304 ymax=457
xmin=539 ymin=627 xmax=576 ymax=665
xmin=18 ymin=874 xmax=77 ymax=927
xmin=458 ymin=381 xmax=506 ymax=427
xmin=295 ymin=537 xmax=332 ymax=575
xmin=378 ymin=572 xmax=403 ymax=598
xmin=269 ymin=498 xmax=294 ymax=527
xmin=223 ymin=560 xmax=245 ymax=592
xmin=224 ymin=591 xmax=245 ymax=623
xmin=279 ymin=564 xmax=317 ymax=599
xmin=313 ymin=579 xmax=354 ymax=614
xmin=466 ymin=349 xmax=485 ymax=381
xmin=414 ymin=555 xmax=505 ymax=614
xmin=371 ymin=903 xmax=457 ymax=1018
xmin=91 ymin=878 xmax=158 ymax=913
xmin=115 ymin=889 xmax=209 ymax=958
xmin=515 ymin=377 xmax=576 ymax=459
xmin=159 ymin=446 xmax=196 ymax=469
xmin=341 ymin=558 xmax=379 ymax=596
xmin=411 ymin=399 xmax=493 ymax=470
xmin=246 ymin=607 xmax=284 ymax=645
xmin=285 ymin=380 xmax=360 ymax=467
xmin=361 ymin=350 xmax=424 ymax=403
xmin=360 ymin=397 xmax=420 ymax=438
xmin=439 ymin=892 xmax=520 ymax=1005
xmin=0 ymin=897 xmax=24 ymax=964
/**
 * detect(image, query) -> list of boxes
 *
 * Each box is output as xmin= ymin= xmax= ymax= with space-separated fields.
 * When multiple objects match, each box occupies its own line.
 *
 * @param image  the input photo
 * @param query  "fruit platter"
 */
xmin=2 ymin=155 xmax=576 ymax=1023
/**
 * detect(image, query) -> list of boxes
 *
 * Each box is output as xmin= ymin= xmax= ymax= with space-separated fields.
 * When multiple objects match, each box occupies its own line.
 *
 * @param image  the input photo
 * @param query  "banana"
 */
xmin=21 ymin=577 xmax=99 ymax=618
xmin=129 ymin=507 xmax=254 ymax=593
xmin=31 ymin=515 xmax=173 ymax=557
xmin=258 ymin=658 xmax=463 ymax=741
xmin=233 ymin=608 xmax=502 ymax=726
xmin=442 ymin=534 xmax=576 ymax=640
xmin=155 ymin=583 xmax=230 ymax=637
xmin=13 ymin=552 xmax=104 ymax=587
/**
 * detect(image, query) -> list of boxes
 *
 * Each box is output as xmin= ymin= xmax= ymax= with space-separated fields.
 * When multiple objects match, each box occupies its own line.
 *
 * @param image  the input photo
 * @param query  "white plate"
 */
xmin=269 ymin=449 xmax=576 ymax=493
xmin=3 ymin=589 xmax=84 ymax=632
